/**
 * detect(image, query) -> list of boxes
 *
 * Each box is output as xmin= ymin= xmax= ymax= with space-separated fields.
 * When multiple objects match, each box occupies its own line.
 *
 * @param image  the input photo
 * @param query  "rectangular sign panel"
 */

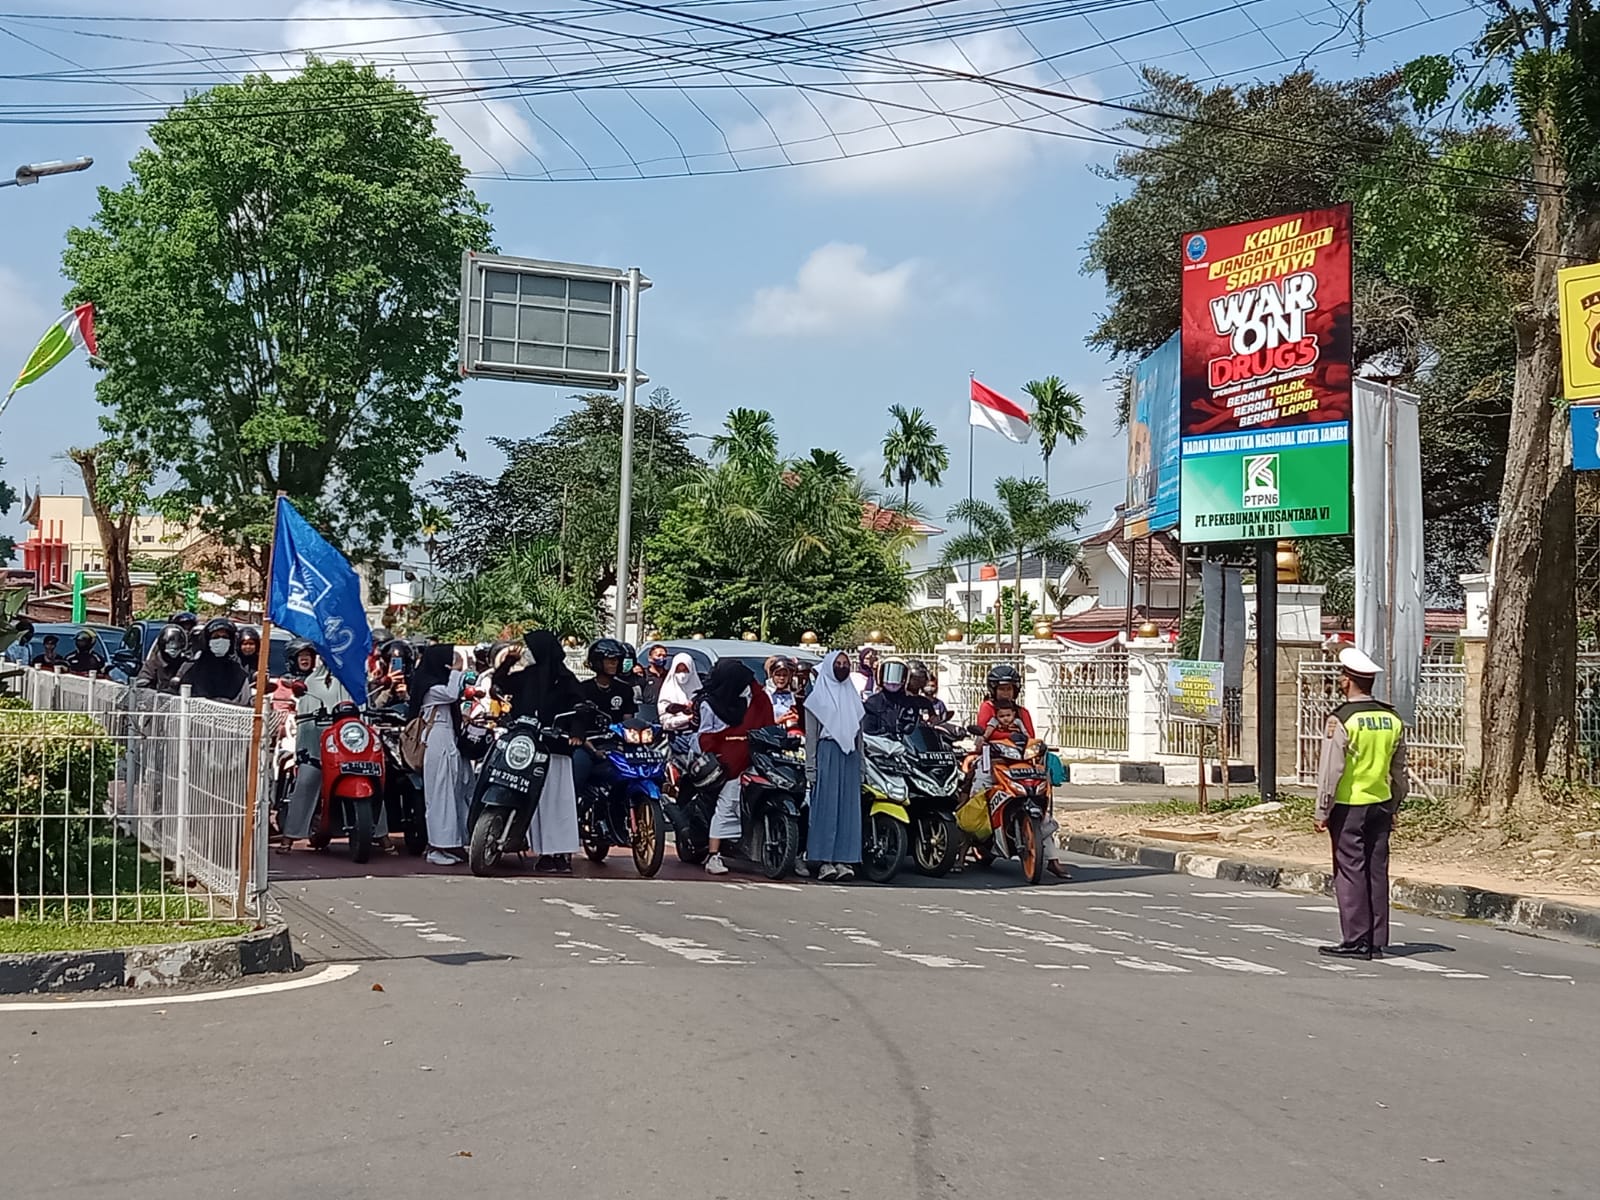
xmin=1125 ymin=332 xmax=1180 ymax=538
xmin=1558 ymin=260 xmax=1600 ymax=402
xmin=1165 ymin=659 xmax=1224 ymax=725
xmin=1178 ymin=205 xmax=1353 ymax=543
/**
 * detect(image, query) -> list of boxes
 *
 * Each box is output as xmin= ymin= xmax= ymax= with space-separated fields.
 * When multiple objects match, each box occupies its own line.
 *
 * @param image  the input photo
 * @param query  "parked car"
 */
xmin=646 ymin=638 xmax=823 ymax=684
xmin=28 ymin=623 xmax=125 ymax=666
xmin=122 ymin=619 xmax=292 ymax=678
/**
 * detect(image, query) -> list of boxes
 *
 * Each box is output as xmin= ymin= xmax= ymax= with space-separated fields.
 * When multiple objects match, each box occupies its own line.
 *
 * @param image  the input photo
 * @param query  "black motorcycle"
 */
xmin=903 ymin=722 xmax=963 ymax=877
xmin=465 ymin=714 xmax=558 ymax=876
xmin=576 ymin=716 xmax=669 ymax=878
xmin=367 ymin=708 xmax=428 ymax=856
xmin=668 ymin=724 xmax=804 ymax=879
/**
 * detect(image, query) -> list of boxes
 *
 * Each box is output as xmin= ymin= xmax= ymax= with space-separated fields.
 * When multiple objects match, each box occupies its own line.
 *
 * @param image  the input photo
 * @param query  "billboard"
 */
xmin=1178 ymin=205 xmax=1353 ymax=543
xmin=1165 ymin=659 xmax=1224 ymax=725
xmin=1125 ymin=332 xmax=1180 ymax=538
xmin=1558 ymin=260 xmax=1600 ymax=402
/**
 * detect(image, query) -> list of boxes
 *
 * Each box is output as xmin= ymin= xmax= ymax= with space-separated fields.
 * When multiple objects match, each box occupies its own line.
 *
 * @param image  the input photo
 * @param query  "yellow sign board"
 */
xmin=1559 ymin=261 xmax=1600 ymax=401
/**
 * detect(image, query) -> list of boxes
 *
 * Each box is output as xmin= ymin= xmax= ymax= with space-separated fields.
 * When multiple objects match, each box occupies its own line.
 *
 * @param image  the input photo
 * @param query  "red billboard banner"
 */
xmin=1178 ymin=204 xmax=1353 ymax=437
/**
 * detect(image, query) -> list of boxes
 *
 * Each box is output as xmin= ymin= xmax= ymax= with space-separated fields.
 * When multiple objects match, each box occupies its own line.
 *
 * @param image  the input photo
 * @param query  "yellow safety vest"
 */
xmin=1332 ymin=700 xmax=1403 ymax=807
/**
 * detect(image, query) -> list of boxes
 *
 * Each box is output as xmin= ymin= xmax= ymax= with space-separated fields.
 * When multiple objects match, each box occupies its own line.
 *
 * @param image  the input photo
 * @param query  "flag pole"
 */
xmin=967 ymin=372 xmax=975 ymax=634
xmin=236 ymin=490 xmax=286 ymax=917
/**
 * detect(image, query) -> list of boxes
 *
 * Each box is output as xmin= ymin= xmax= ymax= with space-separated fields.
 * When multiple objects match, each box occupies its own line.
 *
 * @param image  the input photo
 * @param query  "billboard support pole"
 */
xmin=1255 ymin=540 xmax=1278 ymax=803
xmin=613 ymin=266 xmax=642 ymax=640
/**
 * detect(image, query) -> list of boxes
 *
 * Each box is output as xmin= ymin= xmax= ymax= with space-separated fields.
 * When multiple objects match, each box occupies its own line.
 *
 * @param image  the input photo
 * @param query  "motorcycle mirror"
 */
xmin=966 ymin=724 xmax=984 ymax=737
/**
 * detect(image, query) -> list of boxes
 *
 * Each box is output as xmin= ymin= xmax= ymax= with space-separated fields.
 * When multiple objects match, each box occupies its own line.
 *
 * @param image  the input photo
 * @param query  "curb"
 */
xmin=1063 ymin=833 xmax=1600 ymax=945
xmin=0 ymin=922 xmax=299 ymax=996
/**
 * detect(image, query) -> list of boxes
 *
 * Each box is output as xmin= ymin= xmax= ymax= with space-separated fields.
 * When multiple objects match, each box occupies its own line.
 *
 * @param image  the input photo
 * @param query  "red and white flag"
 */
xmin=969 ymin=378 xmax=1032 ymax=443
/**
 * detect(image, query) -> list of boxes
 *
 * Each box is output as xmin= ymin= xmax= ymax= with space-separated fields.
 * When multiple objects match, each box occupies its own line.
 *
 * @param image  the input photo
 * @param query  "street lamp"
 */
xmin=0 ymin=157 xmax=93 ymax=189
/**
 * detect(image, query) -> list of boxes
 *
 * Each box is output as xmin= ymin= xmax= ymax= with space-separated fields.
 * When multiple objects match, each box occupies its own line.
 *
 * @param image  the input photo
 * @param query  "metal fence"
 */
xmin=937 ymin=644 xmax=1018 ymax=724
xmin=1576 ymin=654 xmax=1600 ymax=785
xmin=5 ymin=669 xmax=265 ymax=921
xmin=1295 ymin=657 xmax=1467 ymax=793
xmin=1161 ymin=687 xmax=1244 ymax=761
xmin=1038 ymin=645 xmax=1129 ymax=756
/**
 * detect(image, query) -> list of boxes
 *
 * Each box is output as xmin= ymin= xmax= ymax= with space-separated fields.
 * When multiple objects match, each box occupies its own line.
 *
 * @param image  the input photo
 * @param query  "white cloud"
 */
xmin=745 ymin=244 xmax=916 ymax=337
xmin=726 ymin=31 xmax=1097 ymax=194
xmin=281 ymin=0 xmax=539 ymax=175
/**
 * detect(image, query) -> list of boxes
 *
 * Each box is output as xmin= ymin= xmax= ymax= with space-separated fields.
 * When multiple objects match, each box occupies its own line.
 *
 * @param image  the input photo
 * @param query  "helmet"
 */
xmin=985 ymin=663 xmax=1022 ymax=699
xmin=284 ymin=637 xmax=318 ymax=677
xmin=905 ymin=659 xmax=930 ymax=691
xmin=237 ymin=624 xmax=261 ymax=647
xmin=621 ymin=642 xmax=638 ymax=673
xmin=157 ymin=623 xmax=190 ymax=663
xmin=74 ymin=630 xmax=95 ymax=651
xmin=170 ymin=612 xmax=198 ymax=630
xmin=877 ymin=657 xmax=909 ymax=693
xmin=764 ymin=655 xmax=795 ymax=680
xmin=681 ymin=750 xmax=724 ymax=791
xmin=586 ymin=637 xmax=627 ymax=673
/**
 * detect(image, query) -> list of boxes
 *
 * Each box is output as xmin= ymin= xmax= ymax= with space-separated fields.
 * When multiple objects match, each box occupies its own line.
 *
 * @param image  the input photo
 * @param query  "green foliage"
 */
xmin=62 ymin=59 xmax=493 ymax=570
xmin=880 ymin=404 xmax=949 ymax=506
xmin=420 ymin=540 xmax=599 ymax=643
xmin=131 ymin=554 xmax=197 ymax=620
xmin=0 ymin=920 xmax=251 ymax=952
xmin=0 ymin=459 xmax=16 ymax=563
xmin=833 ymin=603 xmax=958 ymax=654
xmin=1294 ymin=538 xmax=1356 ymax=625
xmin=967 ymin=587 xmax=1038 ymax=637
xmin=431 ymin=388 xmax=698 ymax=603
xmin=1176 ymin=597 xmax=1202 ymax=660
xmin=1021 ymin=377 xmax=1087 ymax=486
xmin=645 ymin=505 xmax=909 ymax=643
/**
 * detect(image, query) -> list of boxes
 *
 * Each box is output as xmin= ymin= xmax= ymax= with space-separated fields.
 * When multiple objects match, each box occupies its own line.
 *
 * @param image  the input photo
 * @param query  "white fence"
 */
xmin=7 ymin=669 xmax=265 ymax=920
xmin=937 ymin=643 xmax=1131 ymax=757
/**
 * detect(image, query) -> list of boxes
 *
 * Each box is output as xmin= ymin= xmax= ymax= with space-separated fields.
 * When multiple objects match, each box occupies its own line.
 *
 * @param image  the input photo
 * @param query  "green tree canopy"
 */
xmin=880 ymin=404 xmax=949 ymax=507
xmin=62 ymin=59 xmax=493 ymax=570
xmin=1021 ymin=377 xmax=1087 ymax=492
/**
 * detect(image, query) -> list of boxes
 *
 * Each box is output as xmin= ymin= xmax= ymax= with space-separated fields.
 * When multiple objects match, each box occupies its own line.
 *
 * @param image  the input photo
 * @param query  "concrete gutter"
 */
xmin=0 ymin=922 xmax=298 ymax=996
xmin=1064 ymin=833 xmax=1600 ymax=945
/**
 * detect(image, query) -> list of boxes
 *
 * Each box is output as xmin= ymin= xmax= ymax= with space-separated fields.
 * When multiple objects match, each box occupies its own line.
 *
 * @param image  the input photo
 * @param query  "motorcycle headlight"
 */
xmin=337 ymin=722 xmax=370 ymax=753
xmin=504 ymin=735 xmax=537 ymax=771
xmin=624 ymin=726 xmax=653 ymax=745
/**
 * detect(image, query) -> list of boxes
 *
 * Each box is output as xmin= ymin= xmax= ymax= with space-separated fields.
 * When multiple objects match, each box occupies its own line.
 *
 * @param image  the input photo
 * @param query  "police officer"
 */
xmin=1314 ymin=646 xmax=1407 ymax=961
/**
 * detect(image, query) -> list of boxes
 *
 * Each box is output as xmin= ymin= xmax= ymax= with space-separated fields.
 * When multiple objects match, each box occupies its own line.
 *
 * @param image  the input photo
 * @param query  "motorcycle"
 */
xmin=964 ymin=727 xmax=1052 ymax=884
xmin=859 ymin=733 xmax=912 ymax=884
xmin=902 ymin=722 xmax=964 ymax=878
xmin=305 ymin=701 xmax=386 ymax=864
xmin=366 ymin=708 xmax=429 ymax=856
xmin=577 ymin=717 xmax=668 ymax=877
xmin=465 ymin=714 xmax=560 ymax=876
xmin=668 ymin=725 xmax=804 ymax=879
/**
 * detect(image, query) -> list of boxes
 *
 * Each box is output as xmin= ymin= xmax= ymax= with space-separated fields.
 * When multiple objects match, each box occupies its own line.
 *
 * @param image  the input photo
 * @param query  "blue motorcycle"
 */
xmin=577 ymin=717 xmax=668 ymax=877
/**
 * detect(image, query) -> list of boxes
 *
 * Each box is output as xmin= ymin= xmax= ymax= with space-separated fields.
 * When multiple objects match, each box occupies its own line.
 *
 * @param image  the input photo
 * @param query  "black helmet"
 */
xmin=681 ymin=750 xmax=724 ymax=791
xmin=74 ymin=630 xmax=95 ymax=651
xmin=586 ymin=637 xmax=626 ymax=673
xmin=877 ymin=658 xmax=909 ymax=692
xmin=170 ymin=611 xmax=198 ymax=630
xmin=157 ymin=623 xmax=190 ymax=663
xmin=621 ymin=642 xmax=638 ymax=672
xmin=985 ymin=663 xmax=1022 ymax=698
xmin=237 ymin=624 xmax=261 ymax=647
xmin=202 ymin=617 xmax=238 ymax=655
xmin=284 ymin=637 xmax=318 ymax=677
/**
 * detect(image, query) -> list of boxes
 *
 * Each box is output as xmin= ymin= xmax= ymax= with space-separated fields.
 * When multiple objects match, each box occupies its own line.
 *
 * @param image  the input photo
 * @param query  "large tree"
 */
xmin=880 ymin=404 xmax=949 ymax=507
xmin=61 ymin=59 xmax=492 ymax=572
xmin=68 ymin=441 xmax=151 ymax=626
xmin=943 ymin=478 xmax=1087 ymax=651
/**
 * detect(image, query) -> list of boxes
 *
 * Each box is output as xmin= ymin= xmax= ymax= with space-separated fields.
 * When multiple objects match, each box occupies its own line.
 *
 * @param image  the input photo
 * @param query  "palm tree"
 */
xmin=943 ymin=477 xmax=1089 ymax=651
xmin=1022 ymin=377 xmax=1087 ymax=615
xmin=880 ymin=404 xmax=950 ymax=507
xmin=1023 ymin=377 xmax=1087 ymax=494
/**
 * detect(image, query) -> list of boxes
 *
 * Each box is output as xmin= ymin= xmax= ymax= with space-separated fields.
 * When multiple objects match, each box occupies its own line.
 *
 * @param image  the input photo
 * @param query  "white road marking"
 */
xmin=1189 ymin=891 xmax=1294 ymax=899
xmin=0 ymin=964 xmax=359 ymax=1011
xmin=1025 ymin=890 xmax=1154 ymax=898
xmin=824 ymin=963 xmax=874 ymax=968
xmin=1298 ymin=905 xmax=1340 ymax=913
xmin=1376 ymin=955 xmax=1486 ymax=980
xmin=1035 ymin=963 xmax=1091 ymax=971
xmin=684 ymin=914 xmax=780 ymax=940
xmin=827 ymin=926 xmax=883 ymax=948
xmin=926 ymin=904 xmax=1189 ymax=974
xmin=1502 ymin=967 xmax=1575 ymax=981
xmin=1020 ymin=906 xmax=1283 ymax=975
xmin=543 ymin=897 xmax=742 ymax=964
xmin=884 ymin=950 xmax=982 ymax=969
xmin=417 ymin=933 xmax=466 ymax=943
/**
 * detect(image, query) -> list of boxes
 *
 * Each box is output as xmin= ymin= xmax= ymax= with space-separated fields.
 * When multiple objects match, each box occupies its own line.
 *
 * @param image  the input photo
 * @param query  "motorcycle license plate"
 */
xmin=490 ymin=768 xmax=531 ymax=792
xmin=343 ymin=761 xmax=381 ymax=777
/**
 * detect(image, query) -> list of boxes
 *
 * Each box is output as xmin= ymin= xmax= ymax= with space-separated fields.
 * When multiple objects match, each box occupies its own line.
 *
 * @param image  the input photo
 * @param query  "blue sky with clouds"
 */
xmin=0 ymin=0 xmax=1480 ymax=562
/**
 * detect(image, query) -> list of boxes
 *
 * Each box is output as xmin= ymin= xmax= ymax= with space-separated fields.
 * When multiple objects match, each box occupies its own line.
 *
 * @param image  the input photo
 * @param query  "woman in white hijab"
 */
xmin=803 ymin=649 xmax=866 ymax=881
xmin=657 ymin=652 xmax=703 ymax=753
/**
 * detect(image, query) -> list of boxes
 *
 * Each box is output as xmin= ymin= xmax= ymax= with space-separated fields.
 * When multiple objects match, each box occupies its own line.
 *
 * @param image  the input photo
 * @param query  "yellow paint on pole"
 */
xmin=1558 ymin=261 xmax=1600 ymax=401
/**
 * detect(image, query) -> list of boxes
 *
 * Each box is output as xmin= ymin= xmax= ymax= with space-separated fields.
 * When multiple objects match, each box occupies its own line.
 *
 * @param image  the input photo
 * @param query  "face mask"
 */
xmin=209 ymin=638 xmax=230 ymax=657
xmin=882 ymin=680 xmax=902 ymax=693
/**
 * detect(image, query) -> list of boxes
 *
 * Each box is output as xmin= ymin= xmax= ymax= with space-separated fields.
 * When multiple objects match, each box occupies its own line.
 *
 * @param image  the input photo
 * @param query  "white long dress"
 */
xmin=526 ymin=753 xmax=580 ymax=855
xmin=421 ymin=673 xmax=470 ymax=849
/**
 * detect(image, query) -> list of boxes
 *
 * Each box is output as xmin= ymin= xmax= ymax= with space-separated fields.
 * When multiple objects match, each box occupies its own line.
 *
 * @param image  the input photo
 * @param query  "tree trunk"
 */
xmin=1013 ymin=550 xmax=1024 ymax=652
xmin=69 ymin=447 xmax=135 ymax=626
xmin=1479 ymin=120 xmax=1600 ymax=819
xmin=1041 ymin=457 xmax=1051 ymax=618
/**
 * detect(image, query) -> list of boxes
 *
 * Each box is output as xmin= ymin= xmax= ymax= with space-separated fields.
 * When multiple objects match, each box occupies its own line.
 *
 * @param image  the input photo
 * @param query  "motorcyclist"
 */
xmin=133 ymin=622 xmax=193 ymax=694
xmin=237 ymin=625 xmax=262 ymax=677
xmin=367 ymin=638 xmax=414 ymax=711
xmin=4 ymin=619 xmax=35 ymax=665
xmin=176 ymin=617 xmax=250 ymax=703
xmin=765 ymin=655 xmax=801 ymax=729
xmin=279 ymin=638 xmax=390 ymax=850
xmin=170 ymin=611 xmax=199 ymax=654
xmin=573 ymin=637 xmax=637 ymax=794
xmin=974 ymin=663 xmax=1036 ymax=738
xmin=32 ymin=633 xmax=63 ymax=669
xmin=63 ymin=629 xmax=107 ymax=677
xmin=862 ymin=658 xmax=934 ymax=737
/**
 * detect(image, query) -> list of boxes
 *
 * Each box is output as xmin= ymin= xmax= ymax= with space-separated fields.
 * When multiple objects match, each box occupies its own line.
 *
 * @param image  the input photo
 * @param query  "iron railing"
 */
xmin=1038 ymin=645 xmax=1129 ymax=756
xmin=1295 ymin=656 xmax=1466 ymax=793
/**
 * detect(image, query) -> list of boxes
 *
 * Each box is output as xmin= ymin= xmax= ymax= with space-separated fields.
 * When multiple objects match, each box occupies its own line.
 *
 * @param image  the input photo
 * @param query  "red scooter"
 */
xmin=307 ymin=701 xmax=387 ymax=863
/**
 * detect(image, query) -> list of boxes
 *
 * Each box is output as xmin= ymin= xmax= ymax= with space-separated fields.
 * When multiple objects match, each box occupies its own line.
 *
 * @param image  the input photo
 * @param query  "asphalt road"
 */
xmin=4 ymin=849 xmax=1596 ymax=1200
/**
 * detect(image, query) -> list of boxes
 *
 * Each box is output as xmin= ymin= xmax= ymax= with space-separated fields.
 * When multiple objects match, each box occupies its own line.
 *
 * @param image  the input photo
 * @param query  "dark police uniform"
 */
xmin=1315 ymin=698 xmax=1407 ymax=953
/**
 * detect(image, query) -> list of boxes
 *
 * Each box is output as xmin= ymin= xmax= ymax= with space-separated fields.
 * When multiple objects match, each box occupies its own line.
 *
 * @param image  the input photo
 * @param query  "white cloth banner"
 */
xmin=1352 ymin=381 xmax=1424 ymax=726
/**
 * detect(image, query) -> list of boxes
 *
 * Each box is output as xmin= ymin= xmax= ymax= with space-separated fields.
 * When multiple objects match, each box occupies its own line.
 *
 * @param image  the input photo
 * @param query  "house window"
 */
xmin=140 ymin=535 xmax=155 ymax=544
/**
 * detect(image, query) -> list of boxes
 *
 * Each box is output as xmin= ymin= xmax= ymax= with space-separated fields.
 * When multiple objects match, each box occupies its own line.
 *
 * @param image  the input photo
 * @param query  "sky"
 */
xmin=0 ymin=0 xmax=1484 ymax=569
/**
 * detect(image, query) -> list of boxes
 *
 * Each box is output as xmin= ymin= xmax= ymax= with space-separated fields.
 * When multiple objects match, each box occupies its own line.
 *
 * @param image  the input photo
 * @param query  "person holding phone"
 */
xmin=367 ymin=639 xmax=415 ymax=711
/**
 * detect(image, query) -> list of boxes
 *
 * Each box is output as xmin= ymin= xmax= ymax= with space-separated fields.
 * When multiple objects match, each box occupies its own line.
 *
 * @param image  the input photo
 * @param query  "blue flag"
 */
xmin=268 ymin=497 xmax=371 ymax=706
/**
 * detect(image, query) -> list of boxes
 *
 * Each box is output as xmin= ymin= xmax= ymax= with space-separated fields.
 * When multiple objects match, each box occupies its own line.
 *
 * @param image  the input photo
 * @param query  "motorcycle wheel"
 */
xmin=469 ymin=808 xmax=507 ymax=877
xmin=350 ymin=801 xmax=374 ymax=865
xmin=308 ymin=800 xmax=331 ymax=851
xmin=676 ymin=837 xmax=708 ymax=866
xmin=860 ymin=812 xmax=906 ymax=884
xmin=1016 ymin=813 xmax=1045 ymax=885
xmin=913 ymin=815 xmax=960 ymax=877
xmin=632 ymin=797 xmax=666 ymax=878
xmin=403 ymin=820 xmax=427 ymax=856
xmin=581 ymin=827 xmax=611 ymax=864
xmin=759 ymin=810 xmax=800 ymax=880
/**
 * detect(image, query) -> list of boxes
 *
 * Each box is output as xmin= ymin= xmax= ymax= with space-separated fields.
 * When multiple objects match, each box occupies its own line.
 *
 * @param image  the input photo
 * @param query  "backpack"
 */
xmin=398 ymin=713 xmax=430 ymax=772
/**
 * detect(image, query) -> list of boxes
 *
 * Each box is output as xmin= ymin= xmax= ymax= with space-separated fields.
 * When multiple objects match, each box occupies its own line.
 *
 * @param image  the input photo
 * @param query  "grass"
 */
xmin=0 ymin=919 xmax=251 ymax=954
xmin=1125 ymin=791 xmax=1315 ymax=823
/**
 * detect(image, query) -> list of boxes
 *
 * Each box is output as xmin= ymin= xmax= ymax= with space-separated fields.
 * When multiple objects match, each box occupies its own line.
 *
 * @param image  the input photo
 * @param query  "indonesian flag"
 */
xmin=969 ymin=378 xmax=1032 ymax=443
xmin=5 ymin=304 xmax=98 ymax=409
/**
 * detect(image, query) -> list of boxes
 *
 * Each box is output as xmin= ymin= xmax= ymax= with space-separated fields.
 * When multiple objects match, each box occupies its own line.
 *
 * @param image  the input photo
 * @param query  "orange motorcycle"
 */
xmin=960 ymin=729 xmax=1051 ymax=884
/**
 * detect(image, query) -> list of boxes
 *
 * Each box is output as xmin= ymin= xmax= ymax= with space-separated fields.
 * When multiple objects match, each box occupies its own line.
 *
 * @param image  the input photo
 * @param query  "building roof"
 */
xmin=1080 ymin=512 xmax=1186 ymax=581
xmin=1050 ymin=603 xmax=1181 ymax=633
xmin=860 ymin=502 xmax=942 ymax=537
